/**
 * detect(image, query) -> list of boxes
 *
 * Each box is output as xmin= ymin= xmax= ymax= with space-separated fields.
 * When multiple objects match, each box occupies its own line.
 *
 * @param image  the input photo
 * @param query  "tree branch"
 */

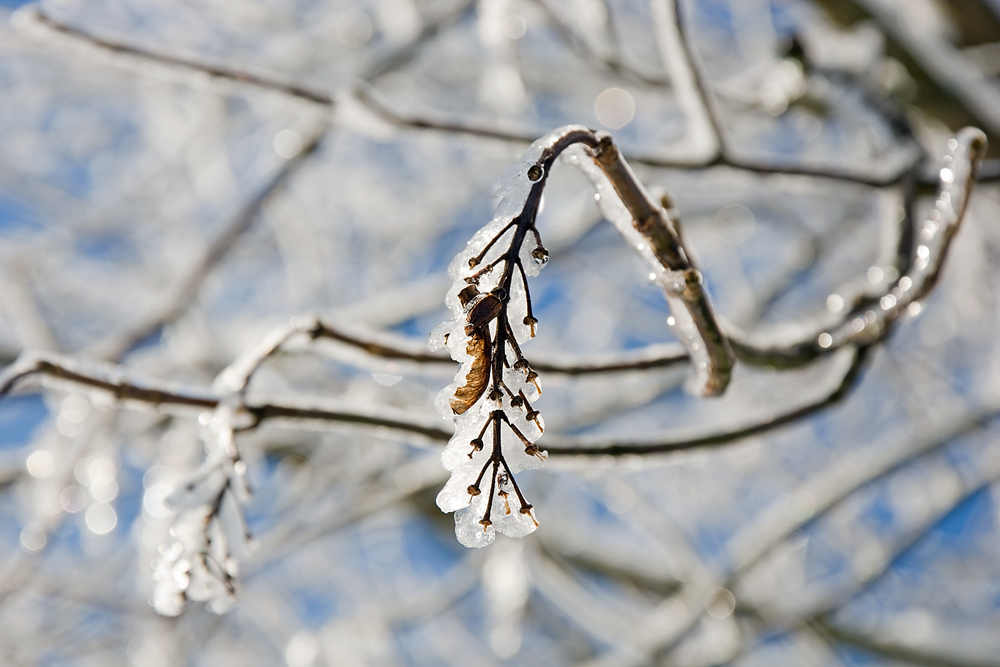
xmin=544 ymin=344 xmax=868 ymax=456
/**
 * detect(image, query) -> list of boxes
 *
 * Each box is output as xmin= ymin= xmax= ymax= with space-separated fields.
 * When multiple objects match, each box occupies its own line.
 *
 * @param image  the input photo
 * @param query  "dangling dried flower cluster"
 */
xmin=429 ymin=127 xmax=599 ymax=547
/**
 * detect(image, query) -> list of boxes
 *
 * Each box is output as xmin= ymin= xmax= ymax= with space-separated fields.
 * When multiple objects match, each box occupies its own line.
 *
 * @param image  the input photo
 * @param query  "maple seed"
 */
xmin=527 ymin=164 xmax=543 ymax=181
xmin=450 ymin=330 xmax=490 ymax=415
xmin=467 ymin=485 xmax=481 ymax=496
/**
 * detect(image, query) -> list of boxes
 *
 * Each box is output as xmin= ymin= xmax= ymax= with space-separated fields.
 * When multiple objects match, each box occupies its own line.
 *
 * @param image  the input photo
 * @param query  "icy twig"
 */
xmin=211 ymin=316 xmax=324 ymax=398
xmin=729 ymin=127 xmax=988 ymax=367
xmin=312 ymin=318 xmax=689 ymax=374
xmin=155 ymin=315 xmax=340 ymax=616
xmin=0 ymin=350 xmax=218 ymax=410
xmin=155 ymin=332 xmax=271 ymax=616
xmin=0 ymin=350 xmax=452 ymax=441
xmin=352 ymin=85 xmax=542 ymax=145
xmin=152 ymin=478 xmax=242 ymax=616
xmin=576 ymin=134 xmax=735 ymax=396
xmin=544 ymin=345 xmax=867 ymax=456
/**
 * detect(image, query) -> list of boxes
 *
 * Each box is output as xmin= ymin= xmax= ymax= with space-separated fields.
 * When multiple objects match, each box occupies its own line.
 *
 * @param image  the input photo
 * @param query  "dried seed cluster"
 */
xmin=430 ymin=128 xmax=599 ymax=547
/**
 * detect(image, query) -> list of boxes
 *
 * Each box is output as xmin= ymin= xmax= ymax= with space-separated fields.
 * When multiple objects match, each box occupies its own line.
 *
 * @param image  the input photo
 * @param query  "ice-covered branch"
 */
xmin=0 ymin=350 xmax=452 ymax=441
xmin=311 ymin=318 xmax=689 ymax=374
xmin=573 ymin=134 xmax=735 ymax=396
xmin=544 ymin=345 xmax=868 ymax=457
xmin=729 ymin=127 xmax=987 ymax=367
xmin=0 ymin=350 xmax=217 ymax=410
xmin=156 ymin=314 xmax=368 ymax=616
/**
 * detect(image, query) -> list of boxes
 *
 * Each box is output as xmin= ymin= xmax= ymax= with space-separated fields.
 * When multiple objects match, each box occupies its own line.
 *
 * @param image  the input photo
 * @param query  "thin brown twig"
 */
xmin=310 ymin=319 xmax=691 ymax=373
xmin=18 ymin=8 xmax=334 ymax=106
xmin=0 ymin=352 xmax=452 ymax=442
xmin=544 ymin=344 xmax=869 ymax=457
xmin=0 ymin=344 xmax=865 ymax=457
xmin=666 ymin=0 xmax=931 ymax=186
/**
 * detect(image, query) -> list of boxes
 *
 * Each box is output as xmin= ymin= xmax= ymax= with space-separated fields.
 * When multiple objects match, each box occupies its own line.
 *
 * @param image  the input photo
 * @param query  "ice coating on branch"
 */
xmin=429 ymin=128 xmax=583 ymax=547
xmin=152 ymin=497 xmax=239 ymax=616
xmin=152 ymin=404 xmax=251 ymax=615
xmin=564 ymin=145 xmax=715 ymax=394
